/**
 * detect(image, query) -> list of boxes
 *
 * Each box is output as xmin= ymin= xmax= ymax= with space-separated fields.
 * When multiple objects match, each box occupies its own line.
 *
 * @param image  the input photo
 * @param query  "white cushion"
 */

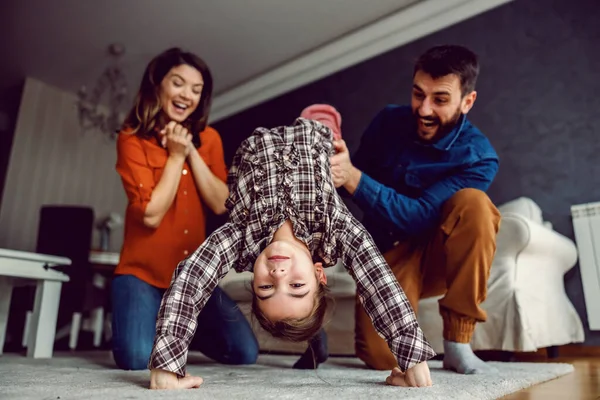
xmin=498 ymin=197 xmax=544 ymax=224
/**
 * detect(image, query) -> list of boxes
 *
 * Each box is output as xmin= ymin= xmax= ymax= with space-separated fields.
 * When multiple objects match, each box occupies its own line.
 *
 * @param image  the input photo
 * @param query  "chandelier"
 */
xmin=76 ymin=43 xmax=128 ymax=139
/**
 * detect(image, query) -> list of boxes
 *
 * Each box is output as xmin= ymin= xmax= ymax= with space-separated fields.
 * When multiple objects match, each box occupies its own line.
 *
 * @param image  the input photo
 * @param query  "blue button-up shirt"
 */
xmin=352 ymin=105 xmax=499 ymax=251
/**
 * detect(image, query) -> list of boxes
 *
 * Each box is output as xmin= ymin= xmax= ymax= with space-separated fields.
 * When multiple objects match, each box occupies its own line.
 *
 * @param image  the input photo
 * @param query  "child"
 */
xmin=148 ymin=105 xmax=435 ymax=389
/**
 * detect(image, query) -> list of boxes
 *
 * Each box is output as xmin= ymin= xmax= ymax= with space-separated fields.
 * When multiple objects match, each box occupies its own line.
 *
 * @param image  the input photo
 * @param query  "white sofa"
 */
xmin=417 ymin=197 xmax=585 ymax=354
xmin=219 ymin=197 xmax=585 ymax=355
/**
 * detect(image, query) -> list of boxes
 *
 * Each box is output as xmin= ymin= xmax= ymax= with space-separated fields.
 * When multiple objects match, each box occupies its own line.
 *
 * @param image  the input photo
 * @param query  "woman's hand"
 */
xmin=149 ymin=369 xmax=203 ymax=390
xmin=160 ymin=121 xmax=193 ymax=160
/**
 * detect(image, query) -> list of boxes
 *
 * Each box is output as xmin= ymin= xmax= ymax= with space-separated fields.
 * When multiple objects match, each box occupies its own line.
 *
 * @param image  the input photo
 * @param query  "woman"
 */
xmin=112 ymin=47 xmax=258 ymax=370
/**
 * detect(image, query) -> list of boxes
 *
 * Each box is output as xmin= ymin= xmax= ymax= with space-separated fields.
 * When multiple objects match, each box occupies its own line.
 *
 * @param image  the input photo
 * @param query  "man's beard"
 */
xmin=414 ymin=106 xmax=462 ymax=143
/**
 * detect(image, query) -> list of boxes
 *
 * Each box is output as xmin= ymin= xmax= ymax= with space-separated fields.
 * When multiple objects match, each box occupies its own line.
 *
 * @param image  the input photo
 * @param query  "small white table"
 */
xmin=0 ymin=248 xmax=70 ymax=358
xmin=89 ymin=251 xmax=120 ymax=266
xmin=88 ymin=250 xmax=119 ymax=288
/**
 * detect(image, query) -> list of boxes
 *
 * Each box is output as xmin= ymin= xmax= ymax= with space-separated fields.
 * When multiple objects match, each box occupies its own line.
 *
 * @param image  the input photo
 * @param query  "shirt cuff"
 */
xmin=147 ymin=333 xmax=189 ymax=378
xmin=390 ymin=326 xmax=437 ymax=372
xmin=353 ymin=172 xmax=381 ymax=211
xmin=129 ymin=199 xmax=151 ymax=225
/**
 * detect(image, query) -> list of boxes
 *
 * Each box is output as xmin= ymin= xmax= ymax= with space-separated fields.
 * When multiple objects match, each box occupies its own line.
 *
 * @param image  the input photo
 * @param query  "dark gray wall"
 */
xmin=0 ymin=82 xmax=23 ymax=211
xmin=213 ymin=0 xmax=600 ymax=345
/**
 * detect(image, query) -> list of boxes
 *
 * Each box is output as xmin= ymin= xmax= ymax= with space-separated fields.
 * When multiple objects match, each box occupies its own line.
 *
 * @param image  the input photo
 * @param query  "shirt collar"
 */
xmin=431 ymin=113 xmax=467 ymax=150
xmin=412 ymin=113 xmax=467 ymax=151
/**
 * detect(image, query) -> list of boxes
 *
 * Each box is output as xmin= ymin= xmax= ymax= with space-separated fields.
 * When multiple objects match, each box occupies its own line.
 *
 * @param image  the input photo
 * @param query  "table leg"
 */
xmin=27 ymin=280 xmax=62 ymax=358
xmin=0 ymin=277 xmax=14 ymax=355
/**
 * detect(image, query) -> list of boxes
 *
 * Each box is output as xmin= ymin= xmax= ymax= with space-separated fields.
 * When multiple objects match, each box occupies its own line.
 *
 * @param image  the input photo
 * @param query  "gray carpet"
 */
xmin=0 ymin=351 xmax=573 ymax=399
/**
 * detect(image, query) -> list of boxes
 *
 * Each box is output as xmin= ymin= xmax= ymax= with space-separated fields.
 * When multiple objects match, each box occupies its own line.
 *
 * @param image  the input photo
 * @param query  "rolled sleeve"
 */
xmin=116 ymin=134 xmax=157 ymax=221
xmin=148 ymin=333 xmax=189 ymax=377
xmin=390 ymin=326 xmax=436 ymax=372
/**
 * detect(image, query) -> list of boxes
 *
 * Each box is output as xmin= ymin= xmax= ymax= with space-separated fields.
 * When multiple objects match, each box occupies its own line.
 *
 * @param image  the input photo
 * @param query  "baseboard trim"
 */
xmin=514 ymin=345 xmax=600 ymax=361
xmin=210 ymin=0 xmax=515 ymax=123
xmin=546 ymin=344 xmax=600 ymax=358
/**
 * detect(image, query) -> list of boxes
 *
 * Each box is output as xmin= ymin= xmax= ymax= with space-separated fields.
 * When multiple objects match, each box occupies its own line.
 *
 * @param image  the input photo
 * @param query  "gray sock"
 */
xmin=442 ymin=340 xmax=498 ymax=374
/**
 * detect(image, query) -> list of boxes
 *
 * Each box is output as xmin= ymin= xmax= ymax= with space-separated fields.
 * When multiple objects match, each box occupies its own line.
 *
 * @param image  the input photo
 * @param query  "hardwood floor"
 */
xmin=502 ymin=357 xmax=600 ymax=399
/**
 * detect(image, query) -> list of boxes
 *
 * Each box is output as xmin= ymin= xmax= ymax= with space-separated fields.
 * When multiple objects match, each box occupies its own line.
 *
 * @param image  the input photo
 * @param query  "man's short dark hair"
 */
xmin=414 ymin=45 xmax=479 ymax=96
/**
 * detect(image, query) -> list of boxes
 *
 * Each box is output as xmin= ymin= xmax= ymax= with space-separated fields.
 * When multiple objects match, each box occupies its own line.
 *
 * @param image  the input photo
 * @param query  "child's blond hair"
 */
xmin=251 ymin=284 xmax=331 ymax=342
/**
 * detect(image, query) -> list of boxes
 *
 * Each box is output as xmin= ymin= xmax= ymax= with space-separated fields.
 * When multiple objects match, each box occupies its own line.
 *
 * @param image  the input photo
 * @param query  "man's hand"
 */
xmin=330 ymin=140 xmax=361 ymax=193
xmin=149 ymin=368 xmax=203 ymax=390
xmin=385 ymin=362 xmax=432 ymax=387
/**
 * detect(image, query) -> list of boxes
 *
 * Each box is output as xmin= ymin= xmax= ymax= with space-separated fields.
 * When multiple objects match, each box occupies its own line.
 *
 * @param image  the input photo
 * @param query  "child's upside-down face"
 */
xmin=253 ymin=239 xmax=327 ymax=321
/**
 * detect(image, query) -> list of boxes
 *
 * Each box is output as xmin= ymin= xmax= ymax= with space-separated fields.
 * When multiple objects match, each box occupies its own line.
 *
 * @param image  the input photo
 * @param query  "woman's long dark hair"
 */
xmin=122 ymin=47 xmax=213 ymax=148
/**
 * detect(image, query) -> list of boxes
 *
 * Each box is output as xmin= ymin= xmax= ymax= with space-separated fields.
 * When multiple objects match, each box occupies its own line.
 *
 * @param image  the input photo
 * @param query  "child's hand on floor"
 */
xmin=149 ymin=369 xmax=203 ymax=390
xmin=385 ymin=361 xmax=432 ymax=387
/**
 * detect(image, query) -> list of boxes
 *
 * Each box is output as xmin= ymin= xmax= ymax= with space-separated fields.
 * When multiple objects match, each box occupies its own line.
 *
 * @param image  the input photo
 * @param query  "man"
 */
xmin=330 ymin=44 xmax=501 ymax=375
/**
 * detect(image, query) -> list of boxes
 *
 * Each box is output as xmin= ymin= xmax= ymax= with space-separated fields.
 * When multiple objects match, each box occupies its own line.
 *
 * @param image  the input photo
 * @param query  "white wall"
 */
xmin=0 ymin=77 xmax=127 ymax=252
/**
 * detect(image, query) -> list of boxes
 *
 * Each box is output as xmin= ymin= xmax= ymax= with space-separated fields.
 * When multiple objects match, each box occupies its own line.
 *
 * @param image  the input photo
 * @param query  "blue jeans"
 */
xmin=111 ymin=274 xmax=259 ymax=370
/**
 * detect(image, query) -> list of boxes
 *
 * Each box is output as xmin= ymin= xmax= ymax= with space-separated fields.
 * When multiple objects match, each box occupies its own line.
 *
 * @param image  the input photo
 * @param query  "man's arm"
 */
xmin=332 ymin=106 xmax=498 ymax=236
xmin=148 ymin=222 xmax=243 ymax=377
xmin=336 ymin=211 xmax=436 ymax=372
xmin=352 ymin=159 xmax=498 ymax=236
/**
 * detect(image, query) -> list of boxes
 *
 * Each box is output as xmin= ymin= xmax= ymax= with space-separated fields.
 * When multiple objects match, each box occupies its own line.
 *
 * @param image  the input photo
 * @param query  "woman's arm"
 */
xmin=142 ymin=154 xmax=186 ymax=228
xmin=187 ymin=149 xmax=229 ymax=215
xmin=143 ymin=123 xmax=191 ymax=227
xmin=116 ymin=129 xmax=189 ymax=229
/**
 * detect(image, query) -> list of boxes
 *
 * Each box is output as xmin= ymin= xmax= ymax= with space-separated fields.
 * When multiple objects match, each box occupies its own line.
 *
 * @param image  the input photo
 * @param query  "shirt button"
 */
xmin=183 ymin=190 xmax=188 ymax=195
xmin=182 ymin=169 xmax=188 ymax=175
xmin=184 ymin=229 xmax=188 ymax=235
xmin=183 ymin=250 xmax=189 ymax=256
xmin=139 ymin=183 xmax=143 ymax=187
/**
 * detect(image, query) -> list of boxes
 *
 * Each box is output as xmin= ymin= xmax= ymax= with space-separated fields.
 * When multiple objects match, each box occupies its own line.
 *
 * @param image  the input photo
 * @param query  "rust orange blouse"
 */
xmin=114 ymin=127 xmax=228 ymax=288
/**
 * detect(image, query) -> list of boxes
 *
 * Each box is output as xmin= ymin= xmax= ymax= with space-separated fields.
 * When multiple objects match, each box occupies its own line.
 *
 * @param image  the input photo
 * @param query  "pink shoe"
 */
xmin=300 ymin=104 xmax=342 ymax=140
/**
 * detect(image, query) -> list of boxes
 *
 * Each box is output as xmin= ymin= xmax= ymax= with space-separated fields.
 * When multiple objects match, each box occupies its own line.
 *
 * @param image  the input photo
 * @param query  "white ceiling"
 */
xmin=1 ymin=0 xmax=513 ymax=121
xmin=3 ymin=0 xmax=417 ymax=92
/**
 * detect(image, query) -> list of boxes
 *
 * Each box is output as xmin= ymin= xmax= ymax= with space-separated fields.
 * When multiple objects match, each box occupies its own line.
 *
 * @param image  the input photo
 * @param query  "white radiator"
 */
xmin=571 ymin=202 xmax=600 ymax=330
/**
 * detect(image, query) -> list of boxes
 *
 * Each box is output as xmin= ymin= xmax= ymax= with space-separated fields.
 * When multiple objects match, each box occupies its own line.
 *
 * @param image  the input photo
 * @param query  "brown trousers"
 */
xmin=355 ymin=188 xmax=501 ymax=370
